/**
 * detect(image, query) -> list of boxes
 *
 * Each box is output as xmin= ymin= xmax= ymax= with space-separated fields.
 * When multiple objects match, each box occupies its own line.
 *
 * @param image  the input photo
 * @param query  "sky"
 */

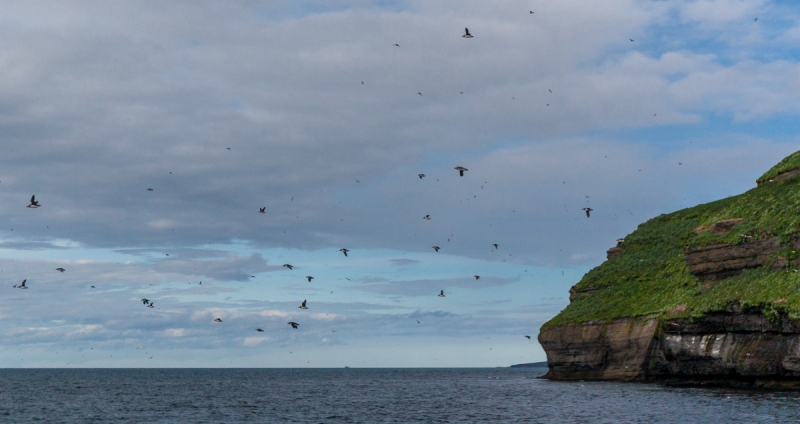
xmin=2 ymin=0 xmax=800 ymax=368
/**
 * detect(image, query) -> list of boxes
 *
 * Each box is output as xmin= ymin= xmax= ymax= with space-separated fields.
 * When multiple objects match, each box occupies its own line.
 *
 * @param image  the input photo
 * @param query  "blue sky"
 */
xmin=1 ymin=0 xmax=800 ymax=367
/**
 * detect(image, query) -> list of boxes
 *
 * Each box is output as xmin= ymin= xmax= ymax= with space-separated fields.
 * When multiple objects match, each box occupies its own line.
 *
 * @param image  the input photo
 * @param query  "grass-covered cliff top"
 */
xmin=544 ymin=150 xmax=800 ymax=328
xmin=757 ymin=150 xmax=800 ymax=184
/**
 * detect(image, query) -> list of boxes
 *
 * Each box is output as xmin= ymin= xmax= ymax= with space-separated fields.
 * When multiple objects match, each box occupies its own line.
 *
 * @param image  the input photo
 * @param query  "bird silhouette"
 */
xmin=298 ymin=300 xmax=308 ymax=309
xmin=213 ymin=318 xmax=222 ymax=322
xmin=27 ymin=195 xmax=39 ymax=208
xmin=474 ymin=275 xmax=480 ymax=280
xmin=582 ymin=208 xmax=593 ymax=218
xmin=454 ymin=166 xmax=468 ymax=176
xmin=13 ymin=279 xmax=27 ymax=289
xmin=259 ymin=207 xmax=265 ymax=213
xmin=438 ymin=290 xmax=445 ymax=297
xmin=256 ymin=328 xmax=264 ymax=332
xmin=283 ymin=264 xmax=293 ymax=270
xmin=56 ymin=268 xmax=65 ymax=272
xmin=288 ymin=322 xmax=299 ymax=329
xmin=418 ymin=174 xmax=425 ymax=179
xmin=306 ymin=276 xmax=314 ymax=282
xmin=423 ymin=215 xmax=431 ymax=220
xmin=462 ymin=28 xmax=473 ymax=38
xmin=339 ymin=248 xmax=349 ymax=257
xmin=432 ymin=246 xmax=440 ymax=252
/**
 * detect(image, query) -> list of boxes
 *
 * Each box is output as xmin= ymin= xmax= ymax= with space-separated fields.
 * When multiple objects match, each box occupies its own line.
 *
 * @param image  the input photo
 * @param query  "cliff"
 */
xmin=540 ymin=149 xmax=800 ymax=388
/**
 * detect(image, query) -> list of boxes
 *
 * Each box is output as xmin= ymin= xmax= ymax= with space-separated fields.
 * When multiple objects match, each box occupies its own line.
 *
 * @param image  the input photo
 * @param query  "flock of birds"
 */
xmin=13 ymin=21 xmax=680 ymax=355
xmin=14 ymin=162 xmax=543 ymax=341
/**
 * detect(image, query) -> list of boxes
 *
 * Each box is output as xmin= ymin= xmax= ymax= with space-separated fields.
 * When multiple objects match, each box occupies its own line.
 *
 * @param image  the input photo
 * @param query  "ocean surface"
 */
xmin=2 ymin=367 xmax=800 ymax=423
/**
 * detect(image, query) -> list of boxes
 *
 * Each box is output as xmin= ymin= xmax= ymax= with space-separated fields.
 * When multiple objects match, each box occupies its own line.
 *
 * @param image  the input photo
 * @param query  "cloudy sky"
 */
xmin=2 ymin=0 xmax=799 ymax=367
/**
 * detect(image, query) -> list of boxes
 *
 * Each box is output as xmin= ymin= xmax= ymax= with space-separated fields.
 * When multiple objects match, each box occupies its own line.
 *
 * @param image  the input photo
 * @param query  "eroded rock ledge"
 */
xmin=539 ymin=306 xmax=800 ymax=388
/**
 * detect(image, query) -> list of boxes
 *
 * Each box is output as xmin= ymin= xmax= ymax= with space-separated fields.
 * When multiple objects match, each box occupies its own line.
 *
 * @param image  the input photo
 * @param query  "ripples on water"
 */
xmin=2 ymin=368 xmax=800 ymax=423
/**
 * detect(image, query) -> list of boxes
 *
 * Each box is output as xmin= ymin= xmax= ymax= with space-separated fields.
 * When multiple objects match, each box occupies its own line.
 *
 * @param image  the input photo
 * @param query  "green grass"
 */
xmin=543 ymin=163 xmax=800 ymax=329
xmin=757 ymin=149 xmax=800 ymax=184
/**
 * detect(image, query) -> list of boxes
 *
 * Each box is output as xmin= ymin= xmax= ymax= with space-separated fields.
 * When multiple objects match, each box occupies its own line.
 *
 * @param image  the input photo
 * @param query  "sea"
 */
xmin=1 ymin=367 xmax=799 ymax=423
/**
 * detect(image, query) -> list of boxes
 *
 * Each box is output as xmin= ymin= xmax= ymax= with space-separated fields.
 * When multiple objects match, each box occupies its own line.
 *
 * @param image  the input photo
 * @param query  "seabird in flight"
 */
xmin=214 ymin=318 xmax=222 ymax=322
xmin=256 ymin=328 xmax=264 ymax=332
xmin=474 ymin=275 xmax=480 ymax=280
xmin=146 ymin=188 xmax=153 ymax=191
xmin=147 ymin=302 xmax=154 ymax=308
xmin=423 ymin=215 xmax=431 ymax=220
xmin=27 ymin=195 xmax=39 ymax=208
xmin=288 ymin=322 xmax=299 ymax=329
xmin=298 ymin=299 xmax=308 ymax=309
xmin=259 ymin=207 xmax=265 ymax=213
xmin=56 ymin=268 xmax=65 ymax=272
xmin=432 ymin=246 xmax=440 ymax=252
xmin=493 ymin=244 xmax=498 ymax=249
xmin=438 ymin=290 xmax=445 ymax=297
xmin=141 ymin=299 xmax=150 ymax=305
xmin=339 ymin=248 xmax=349 ymax=257
xmin=394 ymin=44 xmax=400 ymax=47
xmin=454 ymin=166 xmax=468 ymax=176
xmin=616 ymin=238 xmax=625 ymax=243
xmin=525 ymin=335 xmax=531 ymax=340
xmin=582 ymin=208 xmax=593 ymax=218
xmin=13 ymin=279 xmax=27 ymax=289
xmin=418 ymin=174 xmax=425 ymax=179
xmin=306 ymin=276 xmax=314 ymax=282
xmin=462 ymin=28 xmax=473 ymax=38
xmin=530 ymin=11 xmax=534 ymax=14
xmin=283 ymin=264 xmax=294 ymax=270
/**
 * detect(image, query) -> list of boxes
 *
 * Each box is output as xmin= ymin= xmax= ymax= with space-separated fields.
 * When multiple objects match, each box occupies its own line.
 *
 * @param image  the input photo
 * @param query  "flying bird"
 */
xmin=616 ymin=238 xmax=625 ymax=243
xmin=256 ymin=328 xmax=264 ymax=332
xmin=147 ymin=303 xmax=154 ymax=308
xmin=339 ymin=248 xmax=349 ymax=257
xmin=259 ymin=207 xmax=265 ymax=213
xmin=529 ymin=11 xmax=534 ymax=14
xmin=462 ymin=28 xmax=473 ymax=38
xmin=432 ymin=246 xmax=440 ymax=252
xmin=141 ymin=299 xmax=150 ymax=305
xmin=213 ymin=318 xmax=222 ymax=322
xmin=418 ymin=174 xmax=425 ymax=179
xmin=755 ymin=18 xmax=758 ymax=22
xmin=474 ymin=275 xmax=480 ymax=280
xmin=56 ymin=268 xmax=65 ymax=272
xmin=394 ymin=44 xmax=400 ymax=47
xmin=306 ymin=276 xmax=314 ymax=282
xmin=493 ymin=244 xmax=498 ymax=249
xmin=630 ymin=39 xmax=634 ymax=42
xmin=283 ymin=264 xmax=293 ymax=270
xmin=582 ymin=208 xmax=593 ymax=218
xmin=226 ymin=147 xmax=231 ymax=150
xmin=438 ymin=290 xmax=445 ymax=297
xmin=27 ymin=195 xmax=39 ymax=208
xmin=418 ymin=92 xmax=422 ymax=96
xmin=423 ymin=215 xmax=431 ymax=220
xmin=288 ymin=322 xmax=299 ymax=329
xmin=298 ymin=300 xmax=308 ymax=310
xmin=525 ymin=335 xmax=531 ymax=340
xmin=454 ymin=166 xmax=468 ymax=176
xmin=146 ymin=188 xmax=153 ymax=191
xmin=13 ymin=279 xmax=27 ymax=289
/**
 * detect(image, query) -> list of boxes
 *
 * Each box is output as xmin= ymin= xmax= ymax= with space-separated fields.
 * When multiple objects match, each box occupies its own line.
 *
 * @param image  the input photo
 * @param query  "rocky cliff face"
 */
xmin=540 ymin=152 xmax=800 ymax=388
xmin=540 ymin=306 xmax=800 ymax=388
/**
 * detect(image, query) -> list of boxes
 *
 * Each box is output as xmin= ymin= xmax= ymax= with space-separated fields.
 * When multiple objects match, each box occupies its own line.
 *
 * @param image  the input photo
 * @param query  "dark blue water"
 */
xmin=1 ymin=368 xmax=799 ymax=423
